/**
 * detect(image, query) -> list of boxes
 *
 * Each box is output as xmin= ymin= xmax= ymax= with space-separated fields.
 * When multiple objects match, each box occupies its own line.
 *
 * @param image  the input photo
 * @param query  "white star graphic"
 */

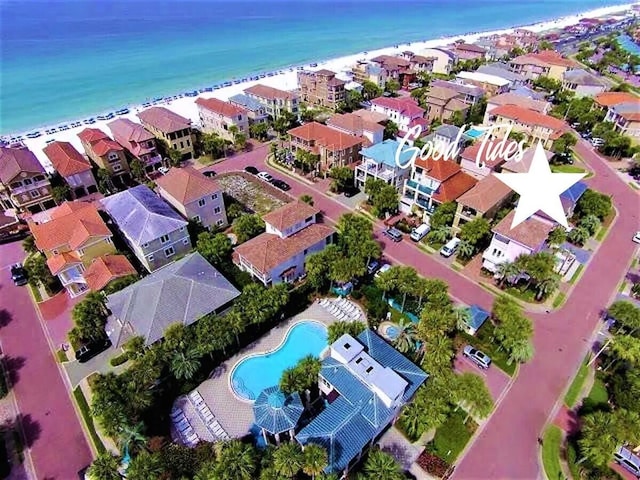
xmin=494 ymin=141 xmax=586 ymax=229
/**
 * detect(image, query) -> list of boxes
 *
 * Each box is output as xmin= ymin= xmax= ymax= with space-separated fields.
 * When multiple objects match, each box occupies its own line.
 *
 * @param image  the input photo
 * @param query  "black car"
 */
xmin=75 ymin=338 xmax=112 ymax=363
xmin=343 ymin=185 xmax=360 ymax=198
xmin=244 ymin=166 xmax=259 ymax=175
xmin=10 ymin=263 xmax=27 ymax=286
xmin=203 ymin=170 xmax=216 ymax=178
xmin=271 ymin=179 xmax=291 ymax=191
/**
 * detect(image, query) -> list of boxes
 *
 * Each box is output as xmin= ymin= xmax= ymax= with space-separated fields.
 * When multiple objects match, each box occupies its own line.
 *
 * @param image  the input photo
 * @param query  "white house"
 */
xmin=369 ymin=97 xmax=426 ymax=136
xmin=561 ymin=69 xmax=607 ymax=98
xmin=326 ymin=112 xmax=385 ymax=146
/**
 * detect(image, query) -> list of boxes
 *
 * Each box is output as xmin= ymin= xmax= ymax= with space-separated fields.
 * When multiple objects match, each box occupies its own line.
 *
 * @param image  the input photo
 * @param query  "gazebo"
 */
xmin=252 ymin=386 xmax=304 ymax=445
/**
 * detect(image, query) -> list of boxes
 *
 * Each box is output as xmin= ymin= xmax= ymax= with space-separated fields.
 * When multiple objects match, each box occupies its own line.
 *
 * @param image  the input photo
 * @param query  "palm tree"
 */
xmin=453 ymin=373 xmax=494 ymax=422
xmin=170 ymin=348 xmax=201 ymax=380
xmin=302 ymin=443 xmax=328 ymax=480
xmin=374 ymin=267 xmax=397 ymax=300
xmin=225 ymin=310 xmax=248 ymax=346
xmin=579 ymin=214 xmax=601 ymax=236
xmin=21 ymin=235 xmax=37 ymax=255
xmin=214 ymin=440 xmax=257 ymax=480
xmin=117 ymin=421 xmax=147 ymax=456
xmin=535 ymin=274 xmax=560 ymax=301
xmin=428 ymin=226 xmax=450 ymax=245
xmin=457 ymin=239 xmax=475 ymax=260
xmin=507 ymin=339 xmax=534 ymax=365
xmin=125 ymin=451 xmax=163 ymax=480
xmin=496 ymin=260 xmax=520 ymax=287
xmin=86 ymin=452 xmax=121 ymax=480
xmin=272 ymin=442 xmax=303 ymax=478
xmin=362 ymin=449 xmax=404 ymax=480
xmin=568 ymin=226 xmax=590 ymax=246
xmin=421 ymin=335 xmax=455 ymax=374
xmin=578 ymin=411 xmax=619 ymax=468
xmin=397 ymin=266 xmax=418 ymax=311
xmin=453 ymin=306 xmax=472 ymax=332
xmin=606 ymin=335 xmax=640 ymax=370
xmin=393 ymin=317 xmax=418 ymax=354
xmin=399 ymin=401 xmax=425 ymax=439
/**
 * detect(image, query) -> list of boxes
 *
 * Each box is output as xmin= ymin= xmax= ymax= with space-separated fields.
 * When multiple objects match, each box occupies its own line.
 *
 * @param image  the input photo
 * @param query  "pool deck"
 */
xmin=185 ymin=301 xmax=341 ymax=439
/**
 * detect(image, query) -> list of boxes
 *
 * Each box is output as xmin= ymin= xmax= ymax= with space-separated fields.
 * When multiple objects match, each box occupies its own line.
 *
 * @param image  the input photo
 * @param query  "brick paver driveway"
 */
xmin=0 ymin=242 xmax=92 ymax=479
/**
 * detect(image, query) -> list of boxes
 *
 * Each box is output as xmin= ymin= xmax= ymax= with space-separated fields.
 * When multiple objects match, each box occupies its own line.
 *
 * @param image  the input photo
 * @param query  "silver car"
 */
xmin=463 ymin=345 xmax=491 ymax=369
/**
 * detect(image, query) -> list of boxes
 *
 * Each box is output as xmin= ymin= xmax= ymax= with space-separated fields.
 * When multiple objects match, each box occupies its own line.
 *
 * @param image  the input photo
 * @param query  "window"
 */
xmin=108 ymin=153 xmax=119 ymax=161
xmin=214 ymin=207 xmax=221 ymax=214
xmin=147 ymin=254 xmax=154 ymax=262
xmin=160 ymin=234 xmax=169 ymax=244
xmin=23 ymin=178 xmax=33 ymax=186
xmin=182 ymin=238 xmax=189 ymax=245
xmin=179 ymin=226 xmax=185 ymax=232
xmin=211 ymin=193 xmax=218 ymax=200
xmin=186 ymin=139 xmax=191 ymax=147
xmin=216 ymin=219 xmax=224 ymax=226
xmin=78 ymin=248 xmax=85 ymax=257
xmin=112 ymin=163 xmax=122 ymax=172
xmin=198 ymin=199 xmax=206 ymax=207
xmin=180 ymin=141 xmax=184 ymax=149
xmin=52 ymin=249 xmax=59 ymax=255
xmin=30 ymin=190 xmax=40 ymax=198
xmin=303 ymin=249 xmax=308 ymax=255
xmin=142 ymin=243 xmax=149 ymax=248
xmin=164 ymin=246 xmax=175 ymax=257
xmin=33 ymin=175 xmax=45 ymax=182
xmin=193 ymin=215 xmax=201 ymax=223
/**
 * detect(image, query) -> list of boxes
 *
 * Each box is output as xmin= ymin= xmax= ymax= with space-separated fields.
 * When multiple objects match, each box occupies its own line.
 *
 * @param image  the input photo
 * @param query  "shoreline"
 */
xmin=6 ymin=2 xmax=638 ymax=171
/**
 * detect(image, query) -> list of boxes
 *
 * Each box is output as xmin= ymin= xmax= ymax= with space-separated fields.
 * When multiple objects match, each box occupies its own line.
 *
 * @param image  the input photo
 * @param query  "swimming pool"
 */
xmin=465 ymin=127 xmax=485 ymax=139
xmin=230 ymin=321 xmax=328 ymax=401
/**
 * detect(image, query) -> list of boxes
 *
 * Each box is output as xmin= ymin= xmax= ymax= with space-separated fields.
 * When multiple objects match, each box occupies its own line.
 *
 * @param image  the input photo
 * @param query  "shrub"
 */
xmin=417 ymin=451 xmax=449 ymax=478
xmin=109 ymin=353 xmax=129 ymax=367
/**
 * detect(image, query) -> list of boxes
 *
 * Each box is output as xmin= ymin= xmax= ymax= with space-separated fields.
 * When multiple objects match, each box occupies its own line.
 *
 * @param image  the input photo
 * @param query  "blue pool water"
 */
xmin=387 ymin=326 xmax=400 ymax=340
xmin=465 ymin=128 xmax=486 ymax=139
xmin=231 ymin=321 xmax=328 ymax=401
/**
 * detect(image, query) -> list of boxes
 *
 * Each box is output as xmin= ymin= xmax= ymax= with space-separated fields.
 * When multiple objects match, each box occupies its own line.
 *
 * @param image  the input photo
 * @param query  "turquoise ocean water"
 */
xmin=0 ymin=0 xmax=632 ymax=134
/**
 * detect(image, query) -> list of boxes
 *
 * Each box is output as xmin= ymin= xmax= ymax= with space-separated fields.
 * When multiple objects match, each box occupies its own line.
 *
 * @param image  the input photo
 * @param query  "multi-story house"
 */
xmin=430 ymin=79 xmax=485 ymax=106
xmin=43 ymin=141 xmax=98 ymax=199
xmin=29 ymin=202 xmax=119 ymax=297
xmin=486 ymin=104 xmax=570 ymax=149
xmin=156 ymin=166 xmax=227 ymax=230
xmin=297 ymin=70 xmax=346 ymax=110
xmin=354 ymin=140 xmax=413 ymax=191
xmin=452 ymin=175 xmax=514 ymax=233
xmin=369 ymin=55 xmax=416 ymax=88
xmin=288 ymin=122 xmax=363 ymax=171
xmin=326 ymin=112 xmax=385 ymax=146
xmin=482 ymin=210 xmax=554 ymax=273
xmin=244 ymin=84 xmax=299 ymax=118
xmin=451 ymin=42 xmax=487 ymax=60
xmin=369 ymin=97 xmax=426 ymax=136
xmin=423 ymin=85 xmax=469 ymax=123
xmin=78 ymin=128 xmax=130 ymax=179
xmin=417 ymin=125 xmax=466 ymax=159
xmin=483 ymin=92 xmax=550 ymax=124
xmin=400 ymin=155 xmax=477 ymax=219
xmin=296 ymin=330 xmax=427 ymax=478
xmin=477 ymin=63 xmax=529 ymax=87
xmin=458 ymin=140 xmax=520 ymax=178
xmin=561 ymin=69 xmax=607 ymax=98
xmin=195 ymin=97 xmax=249 ymax=143
xmin=0 ymin=146 xmax=56 ymax=213
xmin=594 ymin=92 xmax=640 ymax=138
xmin=233 ymin=201 xmax=335 ymax=286
xmin=351 ymin=61 xmax=387 ymax=89
xmin=399 ymin=51 xmax=436 ymax=72
xmin=228 ymin=94 xmax=269 ymax=124
xmin=419 ymin=48 xmax=457 ymax=74
xmin=509 ymin=50 xmax=577 ymax=81
xmin=138 ymin=107 xmax=195 ymax=160
xmin=83 ymin=254 xmax=137 ymax=293
xmin=101 ymin=185 xmax=191 ymax=272
xmin=455 ymin=71 xmax=511 ymax=96
xmin=107 ymin=118 xmax=163 ymax=173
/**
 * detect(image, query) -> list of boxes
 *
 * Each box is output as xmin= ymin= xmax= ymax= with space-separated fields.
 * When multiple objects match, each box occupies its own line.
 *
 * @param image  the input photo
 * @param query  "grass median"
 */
xmin=541 ymin=425 xmax=566 ymax=480
xmin=72 ymin=387 xmax=106 ymax=454
xmin=564 ymin=360 xmax=589 ymax=408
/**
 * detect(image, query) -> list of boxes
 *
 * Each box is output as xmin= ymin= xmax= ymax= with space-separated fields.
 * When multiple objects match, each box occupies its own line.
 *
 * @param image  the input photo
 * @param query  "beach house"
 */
xmin=423 ymin=85 xmax=469 ymax=123
xmin=83 ymin=255 xmax=137 ymax=293
xmin=419 ymin=47 xmax=457 ymax=74
xmin=297 ymin=70 xmax=346 ymax=110
xmin=482 ymin=210 xmax=554 ymax=273
xmin=326 ymin=112 xmax=384 ymax=146
xmin=369 ymin=55 xmax=416 ymax=88
xmin=354 ymin=140 xmax=413 ymax=191
xmin=369 ymin=97 xmax=426 ymax=136
xmin=78 ymin=128 xmax=130 ymax=181
xmin=477 ymin=63 xmax=528 ymax=88
xmin=28 ymin=201 xmax=120 ymax=297
xmin=450 ymin=42 xmax=487 ymax=60
xmin=155 ymin=166 xmax=227 ymax=230
xmin=105 ymin=252 xmax=240 ymax=348
xmin=399 ymin=51 xmax=435 ymax=73
xmin=430 ymin=79 xmax=485 ymax=106
xmin=458 ymin=140 xmax=521 ymax=178
xmin=561 ymin=69 xmax=608 ymax=98
xmin=483 ymin=92 xmax=550 ymax=124
xmin=351 ymin=61 xmax=388 ymax=90
xmin=455 ymin=71 xmax=511 ymax=96
xmin=195 ymin=97 xmax=249 ymax=143
xmin=244 ymin=84 xmax=299 ymax=118
xmin=138 ymin=107 xmax=196 ymax=161
xmin=233 ymin=201 xmax=335 ymax=286
xmin=107 ymin=118 xmax=163 ymax=174
xmin=42 ymin=141 xmax=98 ymax=199
xmin=417 ymin=125 xmax=466 ymax=159
xmin=287 ymin=122 xmax=363 ymax=171
xmin=400 ymin=155 xmax=477 ymax=219
xmin=295 ymin=330 xmax=428 ymax=477
xmin=228 ymin=94 xmax=269 ymax=124
xmin=0 ymin=146 xmax=56 ymax=214
xmin=452 ymin=175 xmax=514 ymax=233
xmin=485 ymin=104 xmax=569 ymax=149
xmin=508 ymin=50 xmax=577 ymax=81
xmin=101 ymin=185 xmax=191 ymax=272
xmin=594 ymin=92 xmax=640 ymax=138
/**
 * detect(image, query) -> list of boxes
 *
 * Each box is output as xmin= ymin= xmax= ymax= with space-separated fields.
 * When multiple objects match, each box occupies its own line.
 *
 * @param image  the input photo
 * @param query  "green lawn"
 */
xmin=72 ymin=387 xmax=106 ymax=454
xmin=564 ymin=360 xmax=589 ymax=408
xmin=553 ymin=292 xmax=567 ymax=309
xmin=428 ymin=409 xmax=477 ymax=462
xmin=457 ymin=329 xmax=516 ymax=376
xmin=569 ymin=265 xmax=584 ymax=285
xmin=505 ymin=285 xmax=538 ymax=303
xmin=541 ymin=425 xmax=567 ymax=480
xmin=586 ymin=376 xmax=608 ymax=405
xmin=55 ymin=349 xmax=68 ymax=363
xmin=28 ymin=284 xmax=42 ymax=303
xmin=551 ymin=164 xmax=587 ymax=175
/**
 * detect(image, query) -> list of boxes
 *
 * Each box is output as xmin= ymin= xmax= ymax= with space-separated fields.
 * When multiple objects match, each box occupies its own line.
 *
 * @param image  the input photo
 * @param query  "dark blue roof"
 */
xmin=466 ymin=304 xmax=490 ymax=330
xmin=560 ymin=181 xmax=588 ymax=205
xmin=252 ymin=386 xmax=304 ymax=434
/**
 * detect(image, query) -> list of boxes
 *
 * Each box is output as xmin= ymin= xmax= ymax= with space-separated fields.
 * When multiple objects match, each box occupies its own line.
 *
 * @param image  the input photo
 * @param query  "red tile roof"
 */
xmin=326 ymin=113 xmax=384 ymax=135
xmin=593 ymin=91 xmax=639 ymax=107
xmin=456 ymin=174 xmax=513 ymax=212
xmin=491 ymin=104 xmax=568 ymax=132
xmin=107 ymin=118 xmax=156 ymax=158
xmin=0 ymin=147 xmax=45 ymax=184
xmin=492 ymin=210 xmax=554 ymax=249
xmin=371 ymin=97 xmax=425 ymax=117
xmin=414 ymin=156 xmax=462 ymax=182
xmin=47 ymin=251 xmax=82 ymax=276
xmin=262 ymin=201 xmax=320 ymax=232
xmin=433 ymin=171 xmax=477 ymax=203
xmin=84 ymin=255 xmax=137 ymax=292
xmin=234 ymin=223 xmax=334 ymax=274
xmin=454 ymin=43 xmax=487 ymax=53
xmin=245 ymin=84 xmax=297 ymax=101
xmin=531 ymin=50 xmax=578 ymax=68
xmin=78 ymin=128 xmax=108 ymax=144
xmin=78 ymin=128 xmax=123 ymax=156
xmin=43 ymin=141 xmax=91 ymax=177
xmin=137 ymin=106 xmax=192 ymax=133
xmin=288 ymin=122 xmax=363 ymax=151
xmin=488 ymin=92 xmax=549 ymax=114
xmin=460 ymin=141 xmax=521 ymax=170
xmin=155 ymin=166 xmax=221 ymax=205
xmin=29 ymin=201 xmax=112 ymax=251
xmin=195 ymin=97 xmax=247 ymax=118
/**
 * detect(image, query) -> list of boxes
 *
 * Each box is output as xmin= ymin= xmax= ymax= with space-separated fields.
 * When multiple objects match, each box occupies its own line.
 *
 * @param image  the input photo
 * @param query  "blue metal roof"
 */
xmin=252 ymin=386 xmax=304 ymax=434
xmin=560 ymin=181 xmax=587 ymax=204
xmin=228 ymin=93 xmax=264 ymax=112
xmin=360 ymin=140 xmax=414 ymax=169
xmin=466 ymin=304 xmax=490 ymax=331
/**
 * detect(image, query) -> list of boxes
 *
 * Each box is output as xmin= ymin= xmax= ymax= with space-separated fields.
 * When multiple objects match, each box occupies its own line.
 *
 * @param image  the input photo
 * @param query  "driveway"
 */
xmin=454 ymin=351 xmax=510 ymax=403
xmin=63 ymin=346 xmax=126 ymax=388
xmin=0 ymin=242 xmax=92 ymax=479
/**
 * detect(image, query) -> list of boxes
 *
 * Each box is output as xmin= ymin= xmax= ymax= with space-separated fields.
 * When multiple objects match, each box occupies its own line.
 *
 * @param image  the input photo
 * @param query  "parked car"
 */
xmin=158 ymin=166 xmax=170 ymax=175
xmin=366 ymin=259 xmax=381 ymax=275
xmin=440 ymin=237 xmax=461 ymax=257
xmin=257 ymin=172 xmax=273 ymax=182
xmin=271 ymin=179 xmax=291 ymax=191
xmin=203 ymin=170 xmax=216 ymax=178
xmin=10 ymin=263 xmax=27 ymax=286
xmin=382 ymin=227 xmax=403 ymax=242
xmin=374 ymin=263 xmax=392 ymax=278
xmin=613 ymin=446 xmax=640 ymax=477
xmin=410 ymin=223 xmax=431 ymax=242
xmin=551 ymin=152 xmax=574 ymax=165
xmin=75 ymin=338 xmax=112 ymax=363
xmin=244 ymin=166 xmax=259 ymax=175
xmin=343 ymin=185 xmax=360 ymax=198
xmin=591 ymin=137 xmax=605 ymax=147
xmin=463 ymin=345 xmax=492 ymax=369
xmin=633 ymin=231 xmax=640 ymax=244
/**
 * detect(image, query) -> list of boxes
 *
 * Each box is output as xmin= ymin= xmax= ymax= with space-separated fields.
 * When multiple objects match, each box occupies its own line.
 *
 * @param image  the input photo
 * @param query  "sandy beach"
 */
xmin=8 ymin=2 xmax=638 ymax=172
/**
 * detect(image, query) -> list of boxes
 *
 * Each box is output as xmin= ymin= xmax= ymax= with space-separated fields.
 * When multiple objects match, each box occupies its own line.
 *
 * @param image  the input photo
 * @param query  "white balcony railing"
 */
xmin=10 ymin=180 xmax=50 ymax=196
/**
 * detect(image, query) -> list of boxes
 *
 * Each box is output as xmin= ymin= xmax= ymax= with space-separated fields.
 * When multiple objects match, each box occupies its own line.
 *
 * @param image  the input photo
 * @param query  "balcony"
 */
xmin=144 ymin=154 xmax=163 ymax=166
xmin=59 ymin=267 xmax=85 ymax=286
xmin=460 ymin=207 xmax=478 ymax=219
xmin=10 ymin=180 xmax=50 ymax=196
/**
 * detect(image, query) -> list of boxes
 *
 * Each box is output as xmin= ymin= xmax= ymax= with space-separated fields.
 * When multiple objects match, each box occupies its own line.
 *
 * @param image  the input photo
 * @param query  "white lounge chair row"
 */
xmin=170 ymin=406 xmax=199 ymax=446
xmin=319 ymin=297 xmax=362 ymax=321
xmin=187 ymin=390 xmax=230 ymax=441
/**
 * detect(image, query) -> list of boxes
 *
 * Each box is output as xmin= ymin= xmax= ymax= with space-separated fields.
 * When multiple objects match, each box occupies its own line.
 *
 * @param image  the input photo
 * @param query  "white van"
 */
xmin=410 ymin=223 xmax=431 ymax=242
xmin=439 ymin=237 xmax=460 ymax=257
xmin=614 ymin=446 xmax=640 ymax=477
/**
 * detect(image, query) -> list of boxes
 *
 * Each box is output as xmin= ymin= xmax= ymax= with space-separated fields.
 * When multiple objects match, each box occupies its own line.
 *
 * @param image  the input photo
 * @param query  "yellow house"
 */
xmin=29 ymin=201 xmax=118 ymax=297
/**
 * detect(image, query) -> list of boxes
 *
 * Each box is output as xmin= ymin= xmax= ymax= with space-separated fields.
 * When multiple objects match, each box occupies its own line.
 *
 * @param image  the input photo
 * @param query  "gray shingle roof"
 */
xmin=434 ymin=124 xmax=462 ymax=141
xmin=106 ymin=252 xmax=240 ymax=348
xmin=100 ymin=185 xmax=188 ymax=246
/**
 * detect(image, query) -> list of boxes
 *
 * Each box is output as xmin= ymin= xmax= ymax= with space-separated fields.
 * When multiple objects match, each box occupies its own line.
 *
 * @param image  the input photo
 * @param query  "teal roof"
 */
xmin=360 ymin=140 xmax=414 ymax=169
xmin=252 ymin=386 xmax=304 ymax=434
xmin=296 ymin=330 xmax=427 ymax=473
xmin=466 ymin=304 xmax=489 ymax=331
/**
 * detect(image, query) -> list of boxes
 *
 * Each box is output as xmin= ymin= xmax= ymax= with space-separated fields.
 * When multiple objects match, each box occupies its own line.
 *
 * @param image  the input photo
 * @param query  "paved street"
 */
xmin=454 ymin=351 xmax=510 ymax=403
xmin=0 ymin=242 xmax=92 ymax=479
